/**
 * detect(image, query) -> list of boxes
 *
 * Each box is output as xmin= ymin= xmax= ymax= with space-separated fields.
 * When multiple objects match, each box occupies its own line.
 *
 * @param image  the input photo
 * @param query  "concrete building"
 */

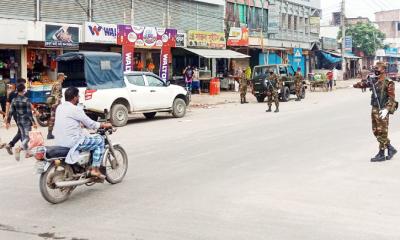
xmin=375 ymin=9 xmax=400 ymax=48
xmin=346 ymin=17 xmax=370 ymax=26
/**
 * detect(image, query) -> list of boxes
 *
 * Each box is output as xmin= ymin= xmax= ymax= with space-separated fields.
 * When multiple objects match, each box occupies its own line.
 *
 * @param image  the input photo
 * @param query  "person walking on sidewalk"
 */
xmin=47 ymin=73 xmax=66 ymax=139
xmin=183 ymin=65 xmax=194 ymax=93
xmin=353 ymin=62 xmax=398 ymax=162
xmin=5 ymin=83 xmax=37 ymax=161
xmin=239 ymin=69 xmax=248 ymax=104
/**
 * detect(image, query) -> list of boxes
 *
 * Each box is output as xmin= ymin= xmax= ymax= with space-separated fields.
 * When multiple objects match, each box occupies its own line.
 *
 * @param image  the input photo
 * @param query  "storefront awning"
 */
xmin=183 ymin=48 xmax=250 ymax=59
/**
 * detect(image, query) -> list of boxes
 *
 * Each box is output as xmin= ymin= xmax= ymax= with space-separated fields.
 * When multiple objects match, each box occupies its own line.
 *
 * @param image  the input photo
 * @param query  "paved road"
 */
xmin=1 ymin=87 xmax=400 ymax=240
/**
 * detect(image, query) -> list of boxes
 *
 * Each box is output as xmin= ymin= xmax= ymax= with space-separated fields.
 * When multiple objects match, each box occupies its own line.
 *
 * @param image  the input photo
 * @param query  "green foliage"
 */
xmin=337 ymin=23 xmax=385 ymax=56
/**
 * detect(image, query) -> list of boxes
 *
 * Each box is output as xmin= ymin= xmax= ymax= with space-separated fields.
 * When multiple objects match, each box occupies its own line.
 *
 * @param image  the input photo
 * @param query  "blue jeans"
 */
xmin=186 ymin=82 xmax=193 ymax=92
xmin=17 ymin=123 xmax=31 ymax=151
xmin=76 ymin=135 xmax=105 ymax=167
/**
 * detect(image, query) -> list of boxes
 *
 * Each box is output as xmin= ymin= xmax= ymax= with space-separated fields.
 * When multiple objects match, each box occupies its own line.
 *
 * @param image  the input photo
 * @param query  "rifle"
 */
xmin=366 ymin=75 xmax=381 ymax=110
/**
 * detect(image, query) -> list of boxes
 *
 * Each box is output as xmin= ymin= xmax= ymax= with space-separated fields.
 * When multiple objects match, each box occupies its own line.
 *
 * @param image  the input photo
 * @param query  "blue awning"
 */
xmin=321 ymin=51 xmax=342 ymax=63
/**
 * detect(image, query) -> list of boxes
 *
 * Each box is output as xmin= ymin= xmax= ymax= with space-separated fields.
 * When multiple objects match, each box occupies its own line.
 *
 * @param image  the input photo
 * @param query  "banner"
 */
xmin=117 ymin=25 xmax=177 ymax=48
xmin=227 ymin=27 xmax=249 ymax=46
xmin=187 ymin=30 xmax=226 ymax=49
xmin=122 ymin=44 xmax=135 ymax=72
xmin=176 ymin=33 xmax=186 ymax=47
xmin=45 ymin=24 xmax=79 ymax=48
xmin=84 ymin=22 xmax=117 ymax=44
xmin=344 ymin=36 xmax=352 ymax=52
xmin=159 ymin=45 xmax=171 ymax=82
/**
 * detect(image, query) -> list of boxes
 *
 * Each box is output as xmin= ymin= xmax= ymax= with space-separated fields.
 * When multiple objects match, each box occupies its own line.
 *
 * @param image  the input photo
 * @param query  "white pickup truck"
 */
xmin=80 ymin=71 xmax=189 ymax=127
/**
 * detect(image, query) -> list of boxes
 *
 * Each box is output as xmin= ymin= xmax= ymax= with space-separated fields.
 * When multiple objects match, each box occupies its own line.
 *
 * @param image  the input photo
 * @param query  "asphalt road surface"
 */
xmin=1 ymin=87 xmax=400 ymax=240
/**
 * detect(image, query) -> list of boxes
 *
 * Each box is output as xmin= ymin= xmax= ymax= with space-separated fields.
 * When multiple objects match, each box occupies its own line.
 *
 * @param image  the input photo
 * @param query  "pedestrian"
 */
xmin=2 ymin=79 xmax=27 ymax=155
xmin=360 ymin=66 xmax=370 ymax=93
xmin=0 ymin=78 xmax=8 ymax=118
xmin=294 ymin=67 xmax=304 ymax=100
xmin=239 ymin=69 xmax=248 ymax=104
xmin=193 ymin=67 xmax=201 ymax=94
xmin=265 ymin=69 xmax=281 ymax=113
xmin=353 ymin=62 xmax=398 ymax=162
xmin=183 ymin=65 xmax=194 ymax=93
xmin=47 ymin=73 xmax=66 ymax=140
xmin=5 ymin=83 xmax=37 ymax=161
xmin=326 ymin=69 xmax=333 ymax=91
xmin=332 ymin=66 xmax=338 ymax=86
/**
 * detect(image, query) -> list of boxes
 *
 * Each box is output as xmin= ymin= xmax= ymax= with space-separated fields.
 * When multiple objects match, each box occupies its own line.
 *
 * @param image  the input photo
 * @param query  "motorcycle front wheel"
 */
xmin=103 ymin=145 xmax=128 ymax=184
xmin=39 ymin=163 xmax=74 ymax=204
xmin=36 ymin=114 xmax=49 ymax=127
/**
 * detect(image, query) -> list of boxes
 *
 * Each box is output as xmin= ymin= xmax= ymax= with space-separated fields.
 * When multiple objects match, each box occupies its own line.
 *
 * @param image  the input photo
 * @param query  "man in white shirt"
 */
xmin=54 ymin=87 xmax=112 ymax=178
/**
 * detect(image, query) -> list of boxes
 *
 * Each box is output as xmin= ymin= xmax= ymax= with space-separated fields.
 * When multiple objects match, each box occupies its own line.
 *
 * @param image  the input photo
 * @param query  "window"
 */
xmin=288 ymin=15 xmax=292 ymax=30
xmin=146 ymin=75 xmax=164 ymax=87
xmin=398 ymin=22 xmax=400 ymax=31
xmin=127 ymin=75 xmax=145 ymax=86
xmin=279 ymin=66 xmax=288 ymax=75
xmin=294 ymin=16 xmax=298 ymax=30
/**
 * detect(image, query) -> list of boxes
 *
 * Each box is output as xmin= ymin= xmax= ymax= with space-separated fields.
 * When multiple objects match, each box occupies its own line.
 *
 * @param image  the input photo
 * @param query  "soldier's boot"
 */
xmin=266 ymin=106 xmax=272 ymax=112
xmin=240 ymin=97 xmax=243 ymax=104
xmin=47 ymin=131 xmax=55 ymax=140
xmin=274 ymin=107 xmax=279 ymax=113
xmin=371 ymin=149 xmax=386 ymax=162
xmin=387 ymin=144 xmax=398 ymax=160
xmin=244 ymin=97 xmax=249 ymax=104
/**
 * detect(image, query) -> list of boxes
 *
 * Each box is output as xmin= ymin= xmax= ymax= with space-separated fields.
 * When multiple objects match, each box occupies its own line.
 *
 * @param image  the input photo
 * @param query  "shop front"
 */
xmin=117 ymin=25 xmax=177 ymax=82
xmin=0 ymin=19 xmax=28 ymax=83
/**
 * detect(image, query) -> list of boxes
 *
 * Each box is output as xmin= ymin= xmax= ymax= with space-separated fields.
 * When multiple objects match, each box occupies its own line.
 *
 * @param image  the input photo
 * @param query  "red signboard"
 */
xmin=227 ymin=27 xmax=249 ymax=47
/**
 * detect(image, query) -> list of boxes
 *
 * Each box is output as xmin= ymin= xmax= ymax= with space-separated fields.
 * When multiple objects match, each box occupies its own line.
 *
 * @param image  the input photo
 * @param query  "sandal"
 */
xmin=14 ymin=147 xmax=22 ymax=162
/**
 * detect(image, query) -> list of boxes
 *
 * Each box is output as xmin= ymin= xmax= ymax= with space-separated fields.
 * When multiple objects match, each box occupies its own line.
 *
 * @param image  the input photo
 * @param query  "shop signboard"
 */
xmin=227 ymin=27 xmax=249 ymax=47
xmin=176 ymin=33 xmax=187 ymax=47
xmin=322 ymin=37 xmax=338 ymax=51
xmin=268 ymin=4 xmax=279 ymax=34
xmin=117 ymin=25 xmax=177 ymax=48
xmin=84 ymin=22 xmax=117 ymax=44
xmin=385 ymin=47 xmax=398 ymax=56
xmin=187 ymin=30 xmax=226 ymax=49
xmin=310 ymin=16 xmax=320 ymax=34
xmin=0 ymin=19 xmax=28 ymax=44
xmin=344 ymin=36 xmax=352 ymax=52
xmin=45 ymin=24 xmax=79 ymax=48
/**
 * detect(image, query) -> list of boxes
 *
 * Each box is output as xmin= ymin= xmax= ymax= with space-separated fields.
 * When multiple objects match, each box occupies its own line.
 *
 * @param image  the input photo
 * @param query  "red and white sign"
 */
xmin=122 ymin=44 xmax=135 ymax=72
xmin=227 ymin=27 xmax=249 ymax=47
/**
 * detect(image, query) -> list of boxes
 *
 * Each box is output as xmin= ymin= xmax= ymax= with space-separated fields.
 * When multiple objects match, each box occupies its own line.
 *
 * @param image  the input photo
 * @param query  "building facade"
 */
xmin=376 ymin=9 xmax=400 ymax=48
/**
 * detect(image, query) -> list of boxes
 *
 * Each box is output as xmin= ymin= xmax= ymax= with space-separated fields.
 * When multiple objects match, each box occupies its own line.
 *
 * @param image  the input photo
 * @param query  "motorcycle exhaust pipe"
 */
xmin=55 ymin=178 xmax=92 ymax=187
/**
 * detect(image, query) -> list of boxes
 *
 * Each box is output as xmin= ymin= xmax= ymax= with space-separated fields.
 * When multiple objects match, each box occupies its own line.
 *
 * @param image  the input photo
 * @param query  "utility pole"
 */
xmin=341 ymin=0 xmax=346 ymax=80
xmin=131 ymin=0 xmax=134 ymax=25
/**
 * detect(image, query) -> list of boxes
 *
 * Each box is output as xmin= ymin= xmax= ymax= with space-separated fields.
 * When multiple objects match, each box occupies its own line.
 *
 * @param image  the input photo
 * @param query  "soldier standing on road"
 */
xmin=266 ymin=70 xmax=281 ymax=113
xmin=294 ymin=67 xmax=303 ymax=101
xmin=47 ymin=73 xmax=66 ymax=140
xmin=353 ymin=62 xmax=398 ymax=162
xmin=239 ymin=70 xmax=249 ymax=104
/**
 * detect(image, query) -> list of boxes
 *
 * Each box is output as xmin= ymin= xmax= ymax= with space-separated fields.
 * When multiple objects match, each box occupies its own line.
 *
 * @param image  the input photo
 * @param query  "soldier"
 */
xmin=353 ymin=62 xmax=397 ymax=162
xmin=265 ymin=69 xmax=281 ymax=113
xmin=47 ymin=73 xmax=66 ymax=140
xmin=294 ymin=67 xmax=303 ymax=101
xmin=239 ymin=70 xmax=248 ymax=104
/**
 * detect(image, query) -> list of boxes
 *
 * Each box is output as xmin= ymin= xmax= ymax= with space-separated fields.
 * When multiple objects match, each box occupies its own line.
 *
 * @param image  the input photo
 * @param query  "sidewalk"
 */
xmin=190 ymin=78 xmax=360 ymax=107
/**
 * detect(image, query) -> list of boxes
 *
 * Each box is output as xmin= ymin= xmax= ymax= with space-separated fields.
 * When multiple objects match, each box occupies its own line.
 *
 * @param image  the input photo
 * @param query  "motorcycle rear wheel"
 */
xmin=104 ymin=145 xmax=128 ymax=184
xmin=39 ymin=164 xmax=74 ymax=204
xmin=36 ymin=115 xmax=49 ymax=127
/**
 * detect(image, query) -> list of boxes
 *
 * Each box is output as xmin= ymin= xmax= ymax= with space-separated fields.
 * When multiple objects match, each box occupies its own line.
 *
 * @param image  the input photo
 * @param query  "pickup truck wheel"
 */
xmin=281 ymin=87 xmax=290 ymax=102
xmin=172 ymin=98 xmax=186 ymax=118
xmin=256 ymin=96 xmax=265 ymax=103
xmin=301 ymin=87 xmax=306 ymax=99
xmin=111 ymin=104 xmax=128 ymax=127
xmin=143 ymin=112 xmax=156 ymax=119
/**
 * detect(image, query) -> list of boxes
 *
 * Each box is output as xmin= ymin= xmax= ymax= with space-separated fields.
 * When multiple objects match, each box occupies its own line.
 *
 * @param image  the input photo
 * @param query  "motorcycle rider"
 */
xmin=53 ymin=87 xmax=112 ymax=178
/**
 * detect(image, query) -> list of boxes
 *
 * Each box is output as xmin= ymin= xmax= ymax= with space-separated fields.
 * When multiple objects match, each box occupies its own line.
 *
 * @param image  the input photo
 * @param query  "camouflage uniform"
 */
xmin=294 ymin=72 xmax=303 ymax=101
xmin=48 ymin=81 xmax=63 ymax=132
xmin=354 ymin=78 xmax=396 ymax=150
xmin=239 ymin=73 xmax=248 ymax=103
xmin=266 ymin=73 xmax=282 ymax=112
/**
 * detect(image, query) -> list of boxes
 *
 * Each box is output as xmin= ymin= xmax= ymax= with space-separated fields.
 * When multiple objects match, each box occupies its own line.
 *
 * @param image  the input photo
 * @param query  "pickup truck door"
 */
xmin=144 ymin=75 xmax=172 ymax=109
xmin=125 ymin=75 xmax=150 ymax=111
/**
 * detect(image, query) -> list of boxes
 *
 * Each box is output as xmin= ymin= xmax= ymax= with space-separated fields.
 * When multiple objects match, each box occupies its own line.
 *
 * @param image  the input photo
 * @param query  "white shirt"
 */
xmin=54 ymin=101 xmax=100 ymax=148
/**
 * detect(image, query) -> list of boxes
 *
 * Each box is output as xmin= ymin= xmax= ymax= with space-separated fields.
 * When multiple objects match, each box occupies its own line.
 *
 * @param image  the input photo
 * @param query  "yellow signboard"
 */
xmin=187 ymin=30 xmax=226 ymax=49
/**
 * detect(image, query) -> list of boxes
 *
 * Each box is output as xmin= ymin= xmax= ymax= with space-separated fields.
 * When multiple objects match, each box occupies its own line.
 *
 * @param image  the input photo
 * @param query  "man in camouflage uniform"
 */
xmin=353 ymin=62 xmax=397 ymax=162
xmin=265 ymin=70 xmax=282 ymax=113
xmin=239 ymin=70 xmax=248 ymax=104
xmin=47 ymin=73 xmax=66 ymax=139
xmin=294 ymin=67 xmax=303 ymax=101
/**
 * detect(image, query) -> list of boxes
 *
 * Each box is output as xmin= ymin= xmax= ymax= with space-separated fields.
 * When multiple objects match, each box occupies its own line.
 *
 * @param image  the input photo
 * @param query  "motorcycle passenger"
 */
xmin=53 ymin=87 xmax=112 ymax=178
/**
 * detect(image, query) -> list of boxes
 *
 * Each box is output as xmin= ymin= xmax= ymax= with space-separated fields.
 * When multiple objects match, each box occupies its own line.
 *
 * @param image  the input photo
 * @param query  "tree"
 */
xmin=337 ymin=23 xmax=385 ymax=56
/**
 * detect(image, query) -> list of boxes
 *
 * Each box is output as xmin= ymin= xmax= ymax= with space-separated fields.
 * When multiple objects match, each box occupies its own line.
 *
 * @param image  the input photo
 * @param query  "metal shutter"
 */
xmin=196 ymin=2 xmax=224 ymax=32
xmin=92 ymin=0 xmax=131 ymax=24
xmin=41 ymin=0 xmax=88 ymax=24
xmin=170 ymin=0 xmax=197 ymax=32
xmin=134 ymin=0 xmax=166 ymax=27
xmin=0 ymin=0 xmax=36 ymax=21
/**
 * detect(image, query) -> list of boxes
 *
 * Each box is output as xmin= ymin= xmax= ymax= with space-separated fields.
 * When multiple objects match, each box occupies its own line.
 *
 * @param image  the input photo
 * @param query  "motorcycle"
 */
xmin=33 ymin=127 xmax=128 ymax=204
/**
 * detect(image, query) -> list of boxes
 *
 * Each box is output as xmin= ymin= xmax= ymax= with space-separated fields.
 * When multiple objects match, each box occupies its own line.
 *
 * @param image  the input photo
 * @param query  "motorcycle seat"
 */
xmin=45 ymin=146 xmax=70 ymax=159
